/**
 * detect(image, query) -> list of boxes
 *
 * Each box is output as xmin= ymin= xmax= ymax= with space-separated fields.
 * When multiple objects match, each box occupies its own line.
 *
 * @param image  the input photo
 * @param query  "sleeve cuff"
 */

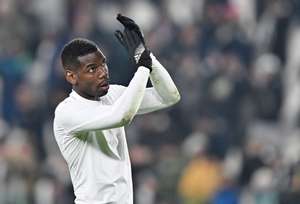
xmin=137 ymin=66 xmax=150 ymax=74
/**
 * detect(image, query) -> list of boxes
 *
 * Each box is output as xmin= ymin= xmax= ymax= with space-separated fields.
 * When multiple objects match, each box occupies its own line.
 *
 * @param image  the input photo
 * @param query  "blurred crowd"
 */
xmin=1 ymin=0 xmax=300 ymax=203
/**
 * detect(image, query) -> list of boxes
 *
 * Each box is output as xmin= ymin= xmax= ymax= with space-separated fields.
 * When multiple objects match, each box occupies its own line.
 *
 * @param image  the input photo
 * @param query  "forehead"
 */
xmin=77 ymin=50 xmax=105 ymax=66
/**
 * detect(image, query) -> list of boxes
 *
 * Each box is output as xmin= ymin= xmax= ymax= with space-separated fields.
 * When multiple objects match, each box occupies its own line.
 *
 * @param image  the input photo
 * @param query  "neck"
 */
xmin=73 ymin=87 xmax=100 ymax=101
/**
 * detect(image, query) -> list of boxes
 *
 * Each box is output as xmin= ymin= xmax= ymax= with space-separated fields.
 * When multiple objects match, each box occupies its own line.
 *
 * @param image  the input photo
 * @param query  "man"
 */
xmin=53 ymin=14 xmax=180 ymax=204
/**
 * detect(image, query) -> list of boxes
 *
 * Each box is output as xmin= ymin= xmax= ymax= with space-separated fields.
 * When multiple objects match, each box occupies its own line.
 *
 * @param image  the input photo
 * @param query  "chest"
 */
xmin=88 ymin=128 xmax=125 ymax=160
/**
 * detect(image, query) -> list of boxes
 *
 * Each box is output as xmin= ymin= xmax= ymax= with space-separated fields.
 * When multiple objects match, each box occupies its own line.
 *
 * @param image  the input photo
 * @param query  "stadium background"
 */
xmin=1 ymin=0 xmax=300 ymax=203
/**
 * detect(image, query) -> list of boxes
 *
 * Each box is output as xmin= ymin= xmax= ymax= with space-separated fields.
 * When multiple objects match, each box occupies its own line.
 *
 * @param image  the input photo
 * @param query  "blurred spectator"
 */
xmin=280 ymin=164 xmax=300 ymax=204
xmin=1 ymin=0 xmax=300 ymax=203
xmin=249 ymin=53 xmax=282 ymax=121
xmin=178 ymin=141 xmax=222 ymax=204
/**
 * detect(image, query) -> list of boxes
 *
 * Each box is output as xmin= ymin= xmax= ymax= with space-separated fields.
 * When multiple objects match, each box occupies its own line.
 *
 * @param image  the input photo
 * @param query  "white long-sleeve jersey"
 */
xmin=53 ymin=55 xmax=180 ymax=204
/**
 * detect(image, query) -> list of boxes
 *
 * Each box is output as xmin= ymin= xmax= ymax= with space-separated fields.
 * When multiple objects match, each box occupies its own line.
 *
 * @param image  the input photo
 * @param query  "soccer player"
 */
xmin=53 ymin=14 xmax=180 ymax=204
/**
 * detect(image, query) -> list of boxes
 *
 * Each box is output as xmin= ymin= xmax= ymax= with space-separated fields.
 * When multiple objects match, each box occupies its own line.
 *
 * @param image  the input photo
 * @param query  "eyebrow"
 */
xmin=84 ymin=56 xmax=106 ymax=68
xmin=85 ymin=63 xmax=97 ymax=69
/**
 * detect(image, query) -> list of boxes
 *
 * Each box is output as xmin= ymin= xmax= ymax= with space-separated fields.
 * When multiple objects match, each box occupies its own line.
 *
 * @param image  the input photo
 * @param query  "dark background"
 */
xmin=1 ymin=0 xmax=300 ymax=203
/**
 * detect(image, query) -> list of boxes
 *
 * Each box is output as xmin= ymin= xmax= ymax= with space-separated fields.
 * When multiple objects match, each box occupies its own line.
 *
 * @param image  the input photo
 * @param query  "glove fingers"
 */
xmin=122 ymin=20 xmax=144 ymax=43
xmin=116 ymin=14 xmax=145 ymax=43
xmin=132 ymin=29 xmax=145 ymax=45
xmin=117 ymin=14 xmax=139 ymax=30
xmin=137 ymin=30 xmax=145 ymax=43
xmin=129 ymin=30 xmax=140 ymax=45
xmin=114 ymin=30 xmax=126 ymax=47
xmin=117 ymin=14 xmax=135 ymax=25
xmin=121 ymin=20 xmax=137 ymax=30
xmin=124 ymin=29 xmax=136 ymax=48
xmin=117 ymin=13 xmax=134 ymax=22
xmin=119 ymin=17 xmax=135 ymax=25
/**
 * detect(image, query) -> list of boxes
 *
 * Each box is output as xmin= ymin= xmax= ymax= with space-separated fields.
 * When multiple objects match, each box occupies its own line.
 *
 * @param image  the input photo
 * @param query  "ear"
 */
xmin=65 ymin=70 xmax=78 ymax=85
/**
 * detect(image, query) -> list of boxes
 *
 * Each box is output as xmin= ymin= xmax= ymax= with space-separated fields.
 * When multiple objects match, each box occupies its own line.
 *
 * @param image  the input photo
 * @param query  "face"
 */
xmin=66 ymin=50 xmax=109 ymax=100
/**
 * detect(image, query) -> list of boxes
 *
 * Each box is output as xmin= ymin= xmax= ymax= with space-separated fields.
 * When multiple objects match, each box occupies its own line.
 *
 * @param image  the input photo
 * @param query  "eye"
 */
xmin=88 ymin=66 xmax=97 ymax=73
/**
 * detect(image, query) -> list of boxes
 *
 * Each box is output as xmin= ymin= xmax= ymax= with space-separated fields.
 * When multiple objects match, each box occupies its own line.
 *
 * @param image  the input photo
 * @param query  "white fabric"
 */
xmin=53 ymin=56 xmax=180 ymax=204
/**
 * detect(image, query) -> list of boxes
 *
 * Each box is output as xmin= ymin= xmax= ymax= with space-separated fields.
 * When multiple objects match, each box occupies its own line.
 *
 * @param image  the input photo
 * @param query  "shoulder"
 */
xmin=55 ymin=96 xmax=73 ymax=114
xmin=54 ymin=96 xmax=76 ymax=123
xmin=105 ymin=84 xmax=126 ymax=102
xmin=108 ymin=84 xmax=126 ymax=93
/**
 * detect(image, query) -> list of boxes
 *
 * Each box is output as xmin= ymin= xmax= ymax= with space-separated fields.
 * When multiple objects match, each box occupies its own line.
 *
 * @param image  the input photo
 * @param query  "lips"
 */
xmin=99 ymin=81 xmax=109 ymax=90
xmin=100 ymin=82 xmax=108 ymax=86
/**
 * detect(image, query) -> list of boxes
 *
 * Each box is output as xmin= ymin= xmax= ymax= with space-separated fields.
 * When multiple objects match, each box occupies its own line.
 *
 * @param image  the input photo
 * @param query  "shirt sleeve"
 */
xmin=54 ymin=67 xmax=150 ymax=134
xmin=138 ymin=53 xmax=181 ymax=114
xmin=104 ymin=55 xmax=180 ymax=115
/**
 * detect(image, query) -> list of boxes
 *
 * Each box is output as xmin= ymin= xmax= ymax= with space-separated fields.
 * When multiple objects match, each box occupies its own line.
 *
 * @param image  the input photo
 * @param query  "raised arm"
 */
xmin=137 ymin=54 xmax=180 ymax=114
xmin=55 ymin=66 xmax=150 ymax=134
xmin=114 ymin=14 xmax=180 ymax=114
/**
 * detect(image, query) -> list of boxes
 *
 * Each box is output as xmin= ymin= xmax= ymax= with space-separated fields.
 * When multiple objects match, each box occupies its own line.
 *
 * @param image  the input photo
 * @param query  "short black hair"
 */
xmin=60 ymin=38 xmax=99 ymax=70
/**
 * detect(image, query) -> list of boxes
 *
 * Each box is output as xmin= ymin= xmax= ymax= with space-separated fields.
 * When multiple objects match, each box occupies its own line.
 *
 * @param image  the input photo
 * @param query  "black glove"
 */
xmin=137 ymin=49 xmax=152 ymax=69
xmin=116 ymin=13 xmax=145 ymax=45
xmin=115 ymin=14 xmax=152 ymax=71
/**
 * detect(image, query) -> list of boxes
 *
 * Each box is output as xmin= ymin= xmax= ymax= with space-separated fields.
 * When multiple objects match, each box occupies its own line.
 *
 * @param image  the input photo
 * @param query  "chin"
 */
xmin=99 ymin=90 xmax=109 ymax=97
xmin=103 ymin=90 xmax=109 ymax=96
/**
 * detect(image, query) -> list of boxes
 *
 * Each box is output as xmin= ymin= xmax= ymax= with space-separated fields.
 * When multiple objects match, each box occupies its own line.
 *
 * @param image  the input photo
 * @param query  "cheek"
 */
xmin=84 ymin=81 xmax=97 ymax=90
xmin=78 ymin=76 xmax=97 ymax=91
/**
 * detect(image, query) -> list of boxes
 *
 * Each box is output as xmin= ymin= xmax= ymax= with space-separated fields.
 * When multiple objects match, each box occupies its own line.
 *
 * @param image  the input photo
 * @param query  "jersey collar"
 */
xmin=70 ymin=90 xmax=101 ymax=104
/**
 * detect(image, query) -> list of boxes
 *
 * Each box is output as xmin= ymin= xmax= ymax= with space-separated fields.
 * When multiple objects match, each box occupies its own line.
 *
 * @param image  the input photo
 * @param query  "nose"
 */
xmin=97 ymin=66 xmax=108 ymax=80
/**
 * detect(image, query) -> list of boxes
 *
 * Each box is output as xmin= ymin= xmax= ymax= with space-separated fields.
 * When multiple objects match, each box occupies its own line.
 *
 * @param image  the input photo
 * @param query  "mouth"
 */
xmin=98 ymin=81 xmax=109 ymax=91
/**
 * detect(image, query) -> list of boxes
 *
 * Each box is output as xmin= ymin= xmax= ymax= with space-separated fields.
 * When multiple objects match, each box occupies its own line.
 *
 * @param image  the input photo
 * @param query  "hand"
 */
xmin=116 ymin=13 xmax=145 ymax=45
xmin=137 ymin=49 xmax=152 ymax=71
xmin=115 ymin=14 xmax=151 ymax=70
xmin=115 ymin=28 xmax=146 ymax=64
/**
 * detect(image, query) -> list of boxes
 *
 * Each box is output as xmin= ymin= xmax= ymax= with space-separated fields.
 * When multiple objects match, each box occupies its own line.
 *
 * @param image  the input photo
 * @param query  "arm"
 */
xmin=114 ymin=14 xmax=180 ymax=114
xmin=109 ymin=55 xmax=180 ymax=114
xmin=55 ymin=67 xmax=150 ymax=134
xmin=137 ymin=54 xmax=180 ymax=114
